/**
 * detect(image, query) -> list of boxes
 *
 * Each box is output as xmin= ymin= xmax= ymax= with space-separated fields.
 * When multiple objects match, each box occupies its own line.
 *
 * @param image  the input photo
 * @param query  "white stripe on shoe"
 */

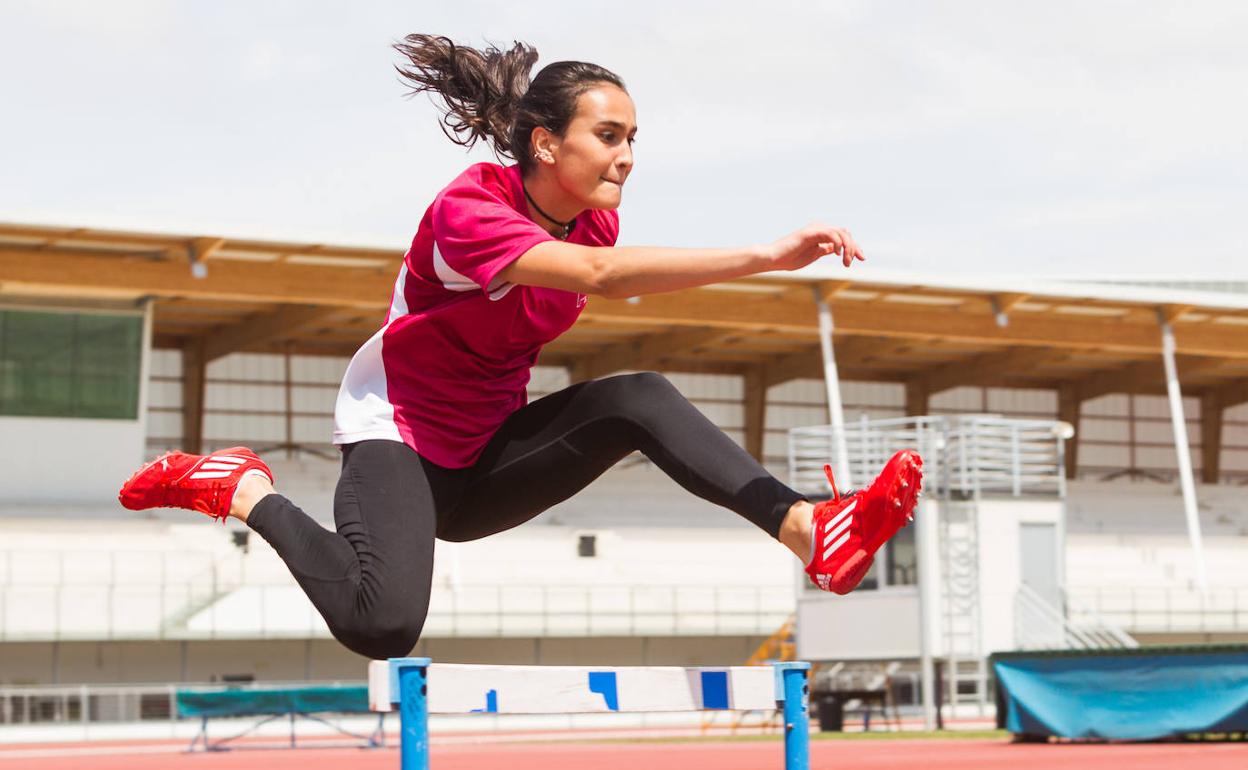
xmin=200 ymin=462 xmax=244 ymax=471
xmin=823 ymin=515 xmax=853 ymax=548
xmin=822 ymin=531 xmax=852 ymax=562
xmin=822 ymin=500 xmax=857 ymax=534
xmin=189 ymin=471 xmax=234 ymax=479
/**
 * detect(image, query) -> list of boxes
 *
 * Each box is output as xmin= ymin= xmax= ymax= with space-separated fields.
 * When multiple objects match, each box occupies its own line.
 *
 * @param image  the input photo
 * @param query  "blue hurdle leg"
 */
xmin=389 ymin=657 xmax=432 ymax=770
xmin=776 ymin=662 xmax=811 ymax=770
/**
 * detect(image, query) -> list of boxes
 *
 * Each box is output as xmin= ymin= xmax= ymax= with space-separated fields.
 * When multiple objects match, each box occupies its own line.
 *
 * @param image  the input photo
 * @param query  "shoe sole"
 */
xmin=829 ymin=551 xmax=875 ymax=595
xmin=827 ymin=450 xmax=924 ymax=594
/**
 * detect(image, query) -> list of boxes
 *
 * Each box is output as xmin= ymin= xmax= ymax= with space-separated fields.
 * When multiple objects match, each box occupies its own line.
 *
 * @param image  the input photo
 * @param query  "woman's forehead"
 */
xmin=574 ymin=86 xmax=637 ymax=130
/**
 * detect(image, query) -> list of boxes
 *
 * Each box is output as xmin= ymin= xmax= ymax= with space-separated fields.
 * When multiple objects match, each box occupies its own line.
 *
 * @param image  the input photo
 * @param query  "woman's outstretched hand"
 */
xmin=765 ymin=223 xmax=865 ymax=271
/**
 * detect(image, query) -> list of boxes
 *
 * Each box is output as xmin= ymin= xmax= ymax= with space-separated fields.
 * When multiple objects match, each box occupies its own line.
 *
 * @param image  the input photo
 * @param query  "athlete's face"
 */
xmin=548 ymin=85 xmax=636 ymax=210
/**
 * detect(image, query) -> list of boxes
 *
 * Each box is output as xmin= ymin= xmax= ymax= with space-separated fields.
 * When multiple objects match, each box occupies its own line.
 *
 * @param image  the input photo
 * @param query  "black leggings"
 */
xmin=247 ymin=372 xmax=805 ymax=659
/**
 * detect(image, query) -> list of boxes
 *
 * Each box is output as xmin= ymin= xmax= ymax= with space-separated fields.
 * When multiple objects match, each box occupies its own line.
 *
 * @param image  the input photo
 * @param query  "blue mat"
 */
xmin=992 ymin=646 xmax=1248 ymax=740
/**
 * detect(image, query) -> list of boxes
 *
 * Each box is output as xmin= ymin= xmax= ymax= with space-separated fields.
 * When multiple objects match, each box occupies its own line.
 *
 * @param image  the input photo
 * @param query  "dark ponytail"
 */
xmin=394 ymin=35 xmax=626 ymax=175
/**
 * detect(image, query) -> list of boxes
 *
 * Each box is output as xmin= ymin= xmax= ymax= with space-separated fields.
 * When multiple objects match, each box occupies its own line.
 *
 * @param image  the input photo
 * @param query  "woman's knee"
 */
xmin=591 ymin=371 xmax=683 ymax=414
xmin=333 ymin=609 xmax=426 ymax=660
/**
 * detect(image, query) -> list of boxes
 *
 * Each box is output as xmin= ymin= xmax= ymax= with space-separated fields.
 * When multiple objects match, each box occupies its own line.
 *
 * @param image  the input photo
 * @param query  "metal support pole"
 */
xmin=776 ymin=662 xmax=811 ymax=770
xmin=391 ymin=657 xmax=432 ymax=770
xmin=915 ymin=496 xmax=939 ymax=730
xmin=1159 ymin=320 xmax=1207 ymax=591
xmin=815 ymin=289 xmax=852 ymax=488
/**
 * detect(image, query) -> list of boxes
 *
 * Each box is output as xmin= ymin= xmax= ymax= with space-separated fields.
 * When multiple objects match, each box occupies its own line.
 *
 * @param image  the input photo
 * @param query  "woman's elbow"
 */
xmin=585 ymin=255 xmax=626 ymax=299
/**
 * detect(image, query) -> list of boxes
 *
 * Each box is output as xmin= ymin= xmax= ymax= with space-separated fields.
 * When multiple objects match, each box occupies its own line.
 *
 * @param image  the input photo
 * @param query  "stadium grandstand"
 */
xmin=1 ymin=221 xmax=1246 ymax=735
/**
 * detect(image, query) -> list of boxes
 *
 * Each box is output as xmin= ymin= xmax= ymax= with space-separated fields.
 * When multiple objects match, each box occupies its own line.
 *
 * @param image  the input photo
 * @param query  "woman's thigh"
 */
xmin=333 ymin=441 xmax=466 ymax=626
xmin=435 ymin=378 xmax=637 ymax=541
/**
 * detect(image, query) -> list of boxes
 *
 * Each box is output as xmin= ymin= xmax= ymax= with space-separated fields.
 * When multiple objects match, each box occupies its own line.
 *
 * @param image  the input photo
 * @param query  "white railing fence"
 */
xmin=0 ymin=582 xmax=795 ymax=642
xmin=1067 ymin=586 xmax=1248 ymax=633
xmin=789 ymin=415 xmax=1066 ymax=498
xmin=1013 ymin=583 xmax=1139 ymax=651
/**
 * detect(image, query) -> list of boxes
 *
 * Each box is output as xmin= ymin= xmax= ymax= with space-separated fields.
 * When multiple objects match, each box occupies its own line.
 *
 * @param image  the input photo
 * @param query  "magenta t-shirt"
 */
xmin=333 ymin=162 xmax=620 ymax=468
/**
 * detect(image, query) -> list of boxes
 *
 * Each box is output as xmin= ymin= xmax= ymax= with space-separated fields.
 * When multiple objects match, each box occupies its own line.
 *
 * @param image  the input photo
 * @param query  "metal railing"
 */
xmin=0 ymin=582 xmax=795 ymax=641
xmin=788 ymin=414 xmax=1067 ymax=498
xmin=1013 ymin=583 xmax=1138 ymax=650
xmin=1066 ymin=586 xmax=1248 ymax=633
xmin=0 ymin=681 xmax=361 ymax=726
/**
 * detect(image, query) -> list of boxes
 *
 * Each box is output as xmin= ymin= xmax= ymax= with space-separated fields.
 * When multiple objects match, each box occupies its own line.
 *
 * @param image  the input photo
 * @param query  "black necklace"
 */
xmin=523 ymin=186 xmax=575 ymax=240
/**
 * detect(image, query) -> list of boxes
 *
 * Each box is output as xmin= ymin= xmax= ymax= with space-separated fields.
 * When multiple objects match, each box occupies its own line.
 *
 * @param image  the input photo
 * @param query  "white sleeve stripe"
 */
xmin=432 ymin=242 xmax=481 ymax=293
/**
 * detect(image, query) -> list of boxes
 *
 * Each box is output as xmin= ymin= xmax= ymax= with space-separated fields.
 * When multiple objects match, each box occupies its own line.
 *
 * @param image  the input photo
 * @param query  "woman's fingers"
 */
xmin=841 ymin=229 xmax=864 ymax=265
xmin=794 ymin=224 xmax=865 ymax=270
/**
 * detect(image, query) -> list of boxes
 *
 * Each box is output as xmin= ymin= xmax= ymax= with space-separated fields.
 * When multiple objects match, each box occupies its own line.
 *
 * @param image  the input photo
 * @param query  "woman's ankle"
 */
xmin=230 ymin=472 xmax=275 ymax=523
xmin=779 ymin=500 xmax=814 ymax=564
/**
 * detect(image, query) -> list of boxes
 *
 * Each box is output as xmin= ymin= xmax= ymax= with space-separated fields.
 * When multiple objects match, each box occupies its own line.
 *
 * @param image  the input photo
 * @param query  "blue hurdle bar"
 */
xmin=382 ymin=657 xmax=811 ymax=770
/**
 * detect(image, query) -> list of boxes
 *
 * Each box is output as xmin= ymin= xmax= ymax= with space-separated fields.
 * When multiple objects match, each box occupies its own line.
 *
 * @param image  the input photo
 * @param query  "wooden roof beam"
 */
xmin=202 ymin=304 xmax=349 ymax=362
xmin=0 ymin=245 xmax=394 ymax=307
xmin=581 ymin=293 xmax=1248 ymax=359
xmin=568 ymin=326 xmax=739 ymax=381
xmin=1214 ymin=378 xmax=1248 ymax=408
xmin=1071 ymin=355 xmax=1225 ymax=402
xmin=913 ymin=346 xmax=1064 ymax=395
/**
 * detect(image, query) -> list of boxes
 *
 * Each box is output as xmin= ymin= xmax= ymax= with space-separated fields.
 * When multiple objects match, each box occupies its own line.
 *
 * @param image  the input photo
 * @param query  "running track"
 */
xmin=1 ymin=738 xmax=1246 ymax=769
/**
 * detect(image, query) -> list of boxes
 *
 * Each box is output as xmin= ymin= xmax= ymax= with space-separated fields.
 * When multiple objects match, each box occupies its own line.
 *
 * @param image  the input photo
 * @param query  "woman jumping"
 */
xmin=119 ymin=35 xmax=922 ymax=660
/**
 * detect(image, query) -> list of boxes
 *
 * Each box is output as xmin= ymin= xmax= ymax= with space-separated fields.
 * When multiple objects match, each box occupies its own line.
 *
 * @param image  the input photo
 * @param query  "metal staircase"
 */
xmin=789 ymin=414 xmax=1074 ymax=717
xmin=938 ymin=499 xmax=988 ymax=713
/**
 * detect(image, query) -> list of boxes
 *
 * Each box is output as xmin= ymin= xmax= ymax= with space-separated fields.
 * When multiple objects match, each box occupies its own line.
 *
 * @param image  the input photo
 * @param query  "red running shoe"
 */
xmin=804 ymin=449 xmax=923 ymax=594
xmin=118 ymin=446 xmax=273 ymax=523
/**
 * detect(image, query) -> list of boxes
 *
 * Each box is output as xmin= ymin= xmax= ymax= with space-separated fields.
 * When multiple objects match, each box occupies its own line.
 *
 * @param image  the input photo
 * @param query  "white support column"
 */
xmin=1160 ymin=319 xmax=1208 ymax=591
xmin=814 ymin=289 xmax=852 ymax=488
xmin=915 ymin=497 xmax=939 ymax=730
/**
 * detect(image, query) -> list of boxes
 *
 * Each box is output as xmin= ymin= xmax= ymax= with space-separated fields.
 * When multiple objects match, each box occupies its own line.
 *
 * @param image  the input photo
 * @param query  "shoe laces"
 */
xmin=823 ymin=464 xmax=840 ymax=502
xmin=164 ymin=478 xmax=227 ymax=523
xmin=822 ymin=464 xmax=857 ymax=503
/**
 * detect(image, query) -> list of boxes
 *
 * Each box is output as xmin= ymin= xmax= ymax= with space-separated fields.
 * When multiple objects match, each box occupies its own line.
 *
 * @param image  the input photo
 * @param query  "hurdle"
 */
xmin=368 ymin=657 xmax=812 ymax=769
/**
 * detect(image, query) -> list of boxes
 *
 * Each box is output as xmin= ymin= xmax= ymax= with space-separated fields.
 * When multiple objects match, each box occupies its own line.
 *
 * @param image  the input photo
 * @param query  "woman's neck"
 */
xmin=521 ymin=172 xmax=584 ymax=237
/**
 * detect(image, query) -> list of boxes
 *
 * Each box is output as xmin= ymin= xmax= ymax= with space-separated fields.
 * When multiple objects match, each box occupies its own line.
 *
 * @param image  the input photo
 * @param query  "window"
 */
xmin=884 ymin=525 xmax=917 ymax=587
xmin=577 ymin=534 xmax=597 ymax=558
xmin=0 ymin=309 xmax=143 ymax=419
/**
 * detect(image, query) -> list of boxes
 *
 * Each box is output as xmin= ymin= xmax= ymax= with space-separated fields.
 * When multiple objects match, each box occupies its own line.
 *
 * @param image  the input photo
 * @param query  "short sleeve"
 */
xmin=431 ymin=173 xmax=554 ymax=301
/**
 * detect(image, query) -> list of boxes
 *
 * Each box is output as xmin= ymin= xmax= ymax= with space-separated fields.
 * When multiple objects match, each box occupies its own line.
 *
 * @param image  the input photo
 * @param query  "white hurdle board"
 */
xmin=369 ymin=662 xmax=780 ymax=714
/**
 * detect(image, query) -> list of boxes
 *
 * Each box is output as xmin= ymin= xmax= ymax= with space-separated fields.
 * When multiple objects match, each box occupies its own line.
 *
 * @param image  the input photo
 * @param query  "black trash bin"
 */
xmin=814 ymin=693 xmax=843 ymax=732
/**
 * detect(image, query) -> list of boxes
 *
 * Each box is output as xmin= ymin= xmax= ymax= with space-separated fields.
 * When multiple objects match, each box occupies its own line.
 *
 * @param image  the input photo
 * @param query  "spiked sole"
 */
xmin=828 ymin=551 xmax=874 ymax=595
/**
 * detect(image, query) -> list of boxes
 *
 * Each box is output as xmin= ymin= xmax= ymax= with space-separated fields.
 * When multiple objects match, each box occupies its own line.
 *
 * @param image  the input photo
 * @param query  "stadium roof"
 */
xmin=2 ymin=221 xmax=1246 ymax=409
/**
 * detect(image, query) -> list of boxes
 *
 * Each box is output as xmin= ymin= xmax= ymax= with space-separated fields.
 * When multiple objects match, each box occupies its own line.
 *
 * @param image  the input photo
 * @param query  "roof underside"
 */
xmin=2 ymin=222 xmax=1246 ymax=403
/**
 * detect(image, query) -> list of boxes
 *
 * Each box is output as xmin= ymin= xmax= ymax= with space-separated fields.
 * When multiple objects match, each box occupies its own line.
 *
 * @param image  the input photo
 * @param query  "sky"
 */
xmin=1 ymin=0 xmax=1245 ymax=277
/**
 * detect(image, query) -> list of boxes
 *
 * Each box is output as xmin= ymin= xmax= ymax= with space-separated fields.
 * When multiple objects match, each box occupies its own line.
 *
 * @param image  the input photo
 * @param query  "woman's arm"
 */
xmin=496 ymin=223 xmax=864 ymax=299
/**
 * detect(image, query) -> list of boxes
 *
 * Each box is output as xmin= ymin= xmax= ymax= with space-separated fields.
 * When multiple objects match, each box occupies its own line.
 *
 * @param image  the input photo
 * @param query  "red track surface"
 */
xmin=1 ymin=738 xmax=1246 ymax=770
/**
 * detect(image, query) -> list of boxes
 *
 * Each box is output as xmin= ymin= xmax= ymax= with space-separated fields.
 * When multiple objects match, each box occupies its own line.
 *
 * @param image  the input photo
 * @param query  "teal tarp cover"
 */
xmin=176 ymin=686 xmax=370 ymax=718
xmin=992 ymin=646 xmax=1248 ymax=740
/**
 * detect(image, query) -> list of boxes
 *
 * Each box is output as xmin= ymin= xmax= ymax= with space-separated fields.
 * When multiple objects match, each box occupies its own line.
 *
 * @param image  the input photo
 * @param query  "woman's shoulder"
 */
xmin=439 ymin=162 xmax=516 ymax=200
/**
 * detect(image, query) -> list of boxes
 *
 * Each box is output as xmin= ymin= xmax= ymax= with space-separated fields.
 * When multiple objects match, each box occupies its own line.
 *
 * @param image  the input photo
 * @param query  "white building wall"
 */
xmin=0 ymin=417 xmax=146 ymax=504
xmin=0 ymin=302 xmax=151 ymax=507
xmin=797 ymin=497 xmax=1065 ymax=662
xmin=976 ymin=499 xmax=1065 ymax=656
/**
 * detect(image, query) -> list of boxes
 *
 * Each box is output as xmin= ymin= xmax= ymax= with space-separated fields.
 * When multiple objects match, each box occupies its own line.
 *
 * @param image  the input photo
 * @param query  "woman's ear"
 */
xmin=530 ymin=126 xmax=558 ymax=165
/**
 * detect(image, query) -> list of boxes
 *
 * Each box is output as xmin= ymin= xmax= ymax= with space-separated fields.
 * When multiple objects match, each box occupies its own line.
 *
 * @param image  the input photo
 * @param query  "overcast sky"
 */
xmin=1 ymin=1 xmax=1245 ymax=277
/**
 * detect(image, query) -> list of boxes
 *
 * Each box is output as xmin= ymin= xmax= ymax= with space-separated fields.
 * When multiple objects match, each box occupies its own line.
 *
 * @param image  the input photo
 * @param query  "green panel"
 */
xmin=175 ymin=686 xmax=371 ymax=717
xmin=0 ymin=310 xmax=75 ymax=417
xmin=72 ymin=314 xmax=142 ymax=418
xmin=0 ymin=309 xmax=142 ymax=420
